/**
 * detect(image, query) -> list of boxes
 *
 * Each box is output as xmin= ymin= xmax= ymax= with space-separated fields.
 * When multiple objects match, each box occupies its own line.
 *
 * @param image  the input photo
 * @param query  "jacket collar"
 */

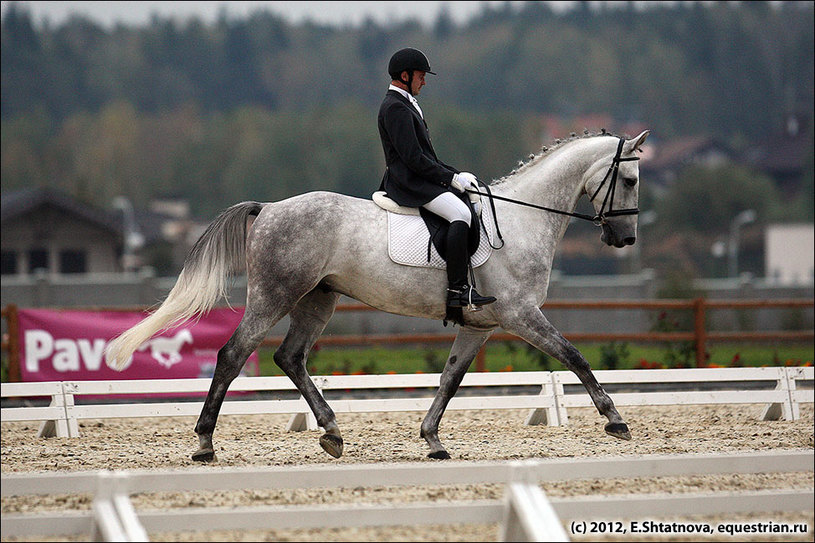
xmin=387 ymin=86 xmax=424 ymax=119
xmin=388 ymin=84 xmax=412 ymax=101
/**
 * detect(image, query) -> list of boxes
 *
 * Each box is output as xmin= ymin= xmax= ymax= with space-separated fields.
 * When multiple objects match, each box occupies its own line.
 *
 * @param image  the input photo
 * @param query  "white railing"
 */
xmin=2 ymin=451 xmax=812 ymax=542
xmin=549 ymin=366 xmax=813 ymax=425
xmin=2 ymin=367 xmax=811 ymax=438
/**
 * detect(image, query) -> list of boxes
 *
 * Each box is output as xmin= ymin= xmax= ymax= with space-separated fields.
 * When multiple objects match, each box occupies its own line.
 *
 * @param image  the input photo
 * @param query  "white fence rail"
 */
xmin=550 ymin=366 xmax=814 ymax=425
xmin=2 ymin=451 xmax=812 ymax=542
xmin=1 ymin=367 xmax=812 ymax=438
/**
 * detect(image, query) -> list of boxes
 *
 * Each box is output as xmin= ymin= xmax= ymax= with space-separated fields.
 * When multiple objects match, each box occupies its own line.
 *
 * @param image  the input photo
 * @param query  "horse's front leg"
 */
xmin=503 ymin=306 xmax=631 ymax=440
xmin=421 ymin=327 xmax=493 ymax=459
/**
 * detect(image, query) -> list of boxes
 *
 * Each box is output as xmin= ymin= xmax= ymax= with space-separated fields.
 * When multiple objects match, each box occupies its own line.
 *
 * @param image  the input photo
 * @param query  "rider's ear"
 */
xmin=626 ymin=130 xmax=650 ymax=153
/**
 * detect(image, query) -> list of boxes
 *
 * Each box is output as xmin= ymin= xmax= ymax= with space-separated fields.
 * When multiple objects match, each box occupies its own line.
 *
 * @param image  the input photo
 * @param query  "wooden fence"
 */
xmin=2 ymin=298 xmax=813 ymax=377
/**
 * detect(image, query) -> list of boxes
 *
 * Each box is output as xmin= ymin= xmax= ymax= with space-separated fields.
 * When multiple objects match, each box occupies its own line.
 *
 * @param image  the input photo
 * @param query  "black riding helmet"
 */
xmin=388 ymin=48 xmax=435 ymax=96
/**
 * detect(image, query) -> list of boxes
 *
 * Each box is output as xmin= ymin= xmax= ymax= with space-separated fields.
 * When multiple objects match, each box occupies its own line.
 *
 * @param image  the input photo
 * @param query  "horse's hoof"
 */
xmin=428 ymin=450 xmax=451 ymax=460
xmin=320 ymin=434 xmax=344 ymax=458
xmin=605 ymin=422 xmax=632 ymax=441
xmin=191 ymin=448 xmax=217 ymax=462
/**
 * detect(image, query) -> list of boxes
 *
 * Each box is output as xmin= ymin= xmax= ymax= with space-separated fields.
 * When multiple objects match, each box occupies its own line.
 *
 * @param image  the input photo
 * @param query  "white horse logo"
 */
xmin=137 ymin=329 xmax=193 ymax=369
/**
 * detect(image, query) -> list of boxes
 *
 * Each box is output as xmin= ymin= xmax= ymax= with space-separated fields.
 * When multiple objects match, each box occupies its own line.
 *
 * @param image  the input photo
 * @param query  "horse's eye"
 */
xmin=624 ymin=177 xmax=638 ymax=188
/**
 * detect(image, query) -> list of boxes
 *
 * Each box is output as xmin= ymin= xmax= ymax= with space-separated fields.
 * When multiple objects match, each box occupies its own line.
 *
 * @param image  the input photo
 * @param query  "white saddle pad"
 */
xmin=386 ymin=206 xmax=497 ymax=270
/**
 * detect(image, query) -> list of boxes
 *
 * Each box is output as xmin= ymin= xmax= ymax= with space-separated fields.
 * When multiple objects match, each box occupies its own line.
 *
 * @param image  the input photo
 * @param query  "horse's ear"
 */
xmin=626 ymin=130 xmax=650 ymax=153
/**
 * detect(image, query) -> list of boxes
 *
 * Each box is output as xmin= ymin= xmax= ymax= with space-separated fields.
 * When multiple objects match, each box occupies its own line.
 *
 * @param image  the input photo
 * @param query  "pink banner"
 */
xmin=17 ymin=308 xmax=259 ymax=383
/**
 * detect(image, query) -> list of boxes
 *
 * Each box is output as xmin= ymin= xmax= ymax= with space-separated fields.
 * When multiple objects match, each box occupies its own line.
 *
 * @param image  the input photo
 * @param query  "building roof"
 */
xmin=2 ymin=187 xmax=187 ymax=246
xmin=745 ymin=114 xmax=812 ymax=176
xmin=640 ymin=135 xmax=733 ymax=171
xmin=1 ymin=187 xmax=121 ymax=233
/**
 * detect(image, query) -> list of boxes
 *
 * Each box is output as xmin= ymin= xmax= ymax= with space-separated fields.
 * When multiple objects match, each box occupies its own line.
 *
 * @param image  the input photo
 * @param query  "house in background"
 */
xmin=1 ymin=187 xmax=124 ymax=275
xmin=765 ymin=223 xmax=814 ymax=285
xmin=638 ymin=134 xmax=735 ymax=190
xmin=637 ymin=113 xmax=812 ymax=200
xmin=1 ymin=187 xmax=197 ymax=277
xmin=745 ymin=112 xmax=813 ymax=199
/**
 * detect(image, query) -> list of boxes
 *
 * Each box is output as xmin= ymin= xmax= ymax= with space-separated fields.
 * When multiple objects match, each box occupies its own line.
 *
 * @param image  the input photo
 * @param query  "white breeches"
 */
xmin=422 ymin=192 xmax=471 ymax=225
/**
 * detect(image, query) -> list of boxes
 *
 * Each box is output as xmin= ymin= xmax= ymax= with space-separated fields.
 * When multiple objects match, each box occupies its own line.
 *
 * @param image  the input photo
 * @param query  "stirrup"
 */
xmin=447 ymin=285 xmax=496 ymax=312
xmin=466 ymin=287 xmax=483 ymax=313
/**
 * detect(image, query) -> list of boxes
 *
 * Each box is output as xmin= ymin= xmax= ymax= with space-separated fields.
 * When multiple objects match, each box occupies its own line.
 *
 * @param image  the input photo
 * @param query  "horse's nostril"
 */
xmin=624 ymin=237 xmax=636 ymax=246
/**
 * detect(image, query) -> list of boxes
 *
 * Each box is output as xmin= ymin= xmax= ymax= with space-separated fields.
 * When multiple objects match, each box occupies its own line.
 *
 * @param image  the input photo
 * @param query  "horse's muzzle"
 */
xmin=601 ymin=224 xmax=636 ymax=248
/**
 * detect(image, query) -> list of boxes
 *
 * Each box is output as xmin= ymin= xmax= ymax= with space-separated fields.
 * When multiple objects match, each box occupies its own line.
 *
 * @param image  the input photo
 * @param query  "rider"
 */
xmin=377 ymin=47 xmax=496 ymax=311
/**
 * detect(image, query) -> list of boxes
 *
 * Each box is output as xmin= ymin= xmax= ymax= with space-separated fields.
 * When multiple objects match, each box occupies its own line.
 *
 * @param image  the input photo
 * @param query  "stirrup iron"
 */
xmin=467 ymin=287 xmax=483 ymax=312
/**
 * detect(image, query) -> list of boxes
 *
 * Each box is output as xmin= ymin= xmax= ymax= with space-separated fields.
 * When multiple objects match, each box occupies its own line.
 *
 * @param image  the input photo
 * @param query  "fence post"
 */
xmin=551 ymin=372 xmax=569 ymax=426
xmin=501 ymin=460 xmax=568 ymax=542
xmin=524 ymin=372 xmax=559 ymax=427
xmin=63 ymin=382 xmax=80 ymax=437
xmin=760 ymin=367 xmax=795 ymax=422
xmin=475 ymin=346 xmax=486 ymax=372
xmin=782 ymin=367 xmax=801 ymax=421
xmin=694 ymin=298 xmax=707 ymax=367
xmin=92 ymin=471 xmax=148 ymax=542
xmin=286 ymin=376 xmax=323 ymax=432
xmin=5 ymin=304 xmax=21 ymax=382
xmin=36 ymin=389 xmax=68 ymax=438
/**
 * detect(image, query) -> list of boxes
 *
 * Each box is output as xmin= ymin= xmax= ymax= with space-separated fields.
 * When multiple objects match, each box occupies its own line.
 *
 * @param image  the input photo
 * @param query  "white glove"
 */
xmin=450 ymin=172 xmax=477 ymax=194
xmin=465 ymin=179 xmax=483 ymax=217
xmin=470 ymin=194 xmax=482 ymax=216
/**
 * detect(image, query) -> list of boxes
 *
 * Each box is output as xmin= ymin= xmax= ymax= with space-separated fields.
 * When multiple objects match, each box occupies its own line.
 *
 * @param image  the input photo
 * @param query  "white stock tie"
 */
xmin=409 ymin=96 xmax=424 ymax=119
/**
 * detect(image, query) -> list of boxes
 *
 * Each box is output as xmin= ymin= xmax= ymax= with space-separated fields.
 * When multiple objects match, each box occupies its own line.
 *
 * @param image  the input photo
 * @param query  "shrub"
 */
xmin=599 ymin=342 xmax=630 ymax=370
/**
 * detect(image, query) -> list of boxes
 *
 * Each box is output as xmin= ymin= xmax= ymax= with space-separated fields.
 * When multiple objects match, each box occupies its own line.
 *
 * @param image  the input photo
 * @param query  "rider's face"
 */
xmin=410 ymin=70 xmax=426 ymax=95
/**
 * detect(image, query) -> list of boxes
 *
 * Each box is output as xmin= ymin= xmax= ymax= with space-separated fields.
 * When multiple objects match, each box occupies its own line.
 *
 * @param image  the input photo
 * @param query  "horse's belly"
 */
xmin=323 ymin=258 xmax=448 ymax=320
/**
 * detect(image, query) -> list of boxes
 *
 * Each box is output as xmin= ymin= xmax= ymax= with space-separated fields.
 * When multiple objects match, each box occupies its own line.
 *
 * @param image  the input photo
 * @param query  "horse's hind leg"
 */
xmin=421 ymin=327 xmax=493 ymax=459
xmin=273 ymin=288 xmax=344 ymax=458
xmin=192 ymin=304 xmax=287 ymax=462
xmin=503 ymin=306 xmax=631 ymax=440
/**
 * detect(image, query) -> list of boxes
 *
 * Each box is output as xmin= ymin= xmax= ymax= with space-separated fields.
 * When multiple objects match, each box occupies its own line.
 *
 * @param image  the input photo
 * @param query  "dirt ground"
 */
xmin=2 ymin=403 xmax=813 ymax=542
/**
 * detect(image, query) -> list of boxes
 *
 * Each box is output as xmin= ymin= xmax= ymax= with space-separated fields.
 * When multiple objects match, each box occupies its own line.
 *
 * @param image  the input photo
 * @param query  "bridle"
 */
xmin=587 ymin=136 xmax=641 ymax=225
xmin=467 ymin=136 xmax=640 ymax=228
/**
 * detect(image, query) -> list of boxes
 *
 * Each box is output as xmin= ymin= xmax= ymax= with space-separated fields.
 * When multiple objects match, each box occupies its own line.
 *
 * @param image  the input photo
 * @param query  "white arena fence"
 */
xmin=0 ymin=367 xmax=815 ymax=437
xmin=1 ymin=366 xmax=812 ymax=438
xmin=1 ymin=451 xmax=812 ymax=542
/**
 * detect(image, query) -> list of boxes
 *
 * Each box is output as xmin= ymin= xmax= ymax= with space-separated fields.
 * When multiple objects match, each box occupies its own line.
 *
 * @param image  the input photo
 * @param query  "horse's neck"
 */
xmin=493 ymin=139 xmax=606 ymax=232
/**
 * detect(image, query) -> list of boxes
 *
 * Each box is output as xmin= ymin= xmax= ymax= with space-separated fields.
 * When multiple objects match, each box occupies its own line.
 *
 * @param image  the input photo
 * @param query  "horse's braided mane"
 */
xmin=490 ymin=128 xmax=626 ymax=186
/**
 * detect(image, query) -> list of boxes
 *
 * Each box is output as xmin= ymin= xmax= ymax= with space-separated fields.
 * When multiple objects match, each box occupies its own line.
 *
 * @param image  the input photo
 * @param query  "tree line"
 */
xmin=2 ymin=1 xmax=812 ymax=242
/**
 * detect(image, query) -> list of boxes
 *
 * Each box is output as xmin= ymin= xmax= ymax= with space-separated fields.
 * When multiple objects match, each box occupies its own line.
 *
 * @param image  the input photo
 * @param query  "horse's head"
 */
xmin=584 ymin=131 xmax=649 ymax=248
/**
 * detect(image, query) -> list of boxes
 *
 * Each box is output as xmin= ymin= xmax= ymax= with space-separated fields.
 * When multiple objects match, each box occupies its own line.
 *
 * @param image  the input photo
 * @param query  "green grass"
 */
xmin=2 ymin=341 xmax=810 ymax=382
xmin=255 ymin=341 xmax=814 ymax=376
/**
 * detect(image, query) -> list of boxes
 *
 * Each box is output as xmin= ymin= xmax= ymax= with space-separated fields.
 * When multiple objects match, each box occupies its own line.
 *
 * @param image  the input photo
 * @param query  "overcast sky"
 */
xmin=1 ymin=1 xmax=577 ymax=28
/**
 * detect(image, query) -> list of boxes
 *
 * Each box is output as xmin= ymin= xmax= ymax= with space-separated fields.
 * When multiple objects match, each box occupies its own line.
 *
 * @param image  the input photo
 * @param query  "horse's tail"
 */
xmin=105 ymin=201 xmax=264 ymax=370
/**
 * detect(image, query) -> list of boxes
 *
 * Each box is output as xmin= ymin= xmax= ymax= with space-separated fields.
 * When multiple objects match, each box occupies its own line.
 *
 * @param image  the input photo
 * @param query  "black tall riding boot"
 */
xmin=445 ymin=221 xmax=496 ymax=309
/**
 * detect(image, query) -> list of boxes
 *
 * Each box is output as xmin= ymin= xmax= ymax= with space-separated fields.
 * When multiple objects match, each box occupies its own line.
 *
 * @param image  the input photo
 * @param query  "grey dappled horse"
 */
xmin=106 ymin=130 xmax=650 ymax=461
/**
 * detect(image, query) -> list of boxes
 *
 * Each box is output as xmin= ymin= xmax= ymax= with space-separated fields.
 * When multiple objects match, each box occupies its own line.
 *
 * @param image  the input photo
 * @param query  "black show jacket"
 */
xmin=377 ymin=90 xmax=459 ymax=207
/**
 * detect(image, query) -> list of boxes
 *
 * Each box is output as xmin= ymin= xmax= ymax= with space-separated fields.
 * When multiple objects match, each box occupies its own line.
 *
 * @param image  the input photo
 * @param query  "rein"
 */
xmin=468 ymin=136 xmax=640 ymax=230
